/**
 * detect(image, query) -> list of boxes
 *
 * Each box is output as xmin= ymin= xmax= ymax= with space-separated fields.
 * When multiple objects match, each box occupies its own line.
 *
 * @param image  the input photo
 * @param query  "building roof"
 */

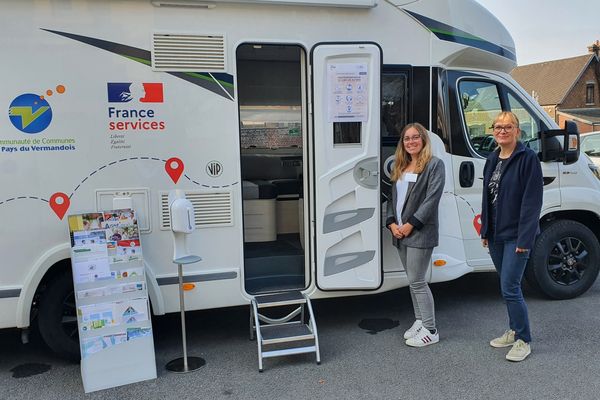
xmin=511 ymin=54 xmax=596 ymax=106
xmin=558 ymin=108 xmax=600 ymax=124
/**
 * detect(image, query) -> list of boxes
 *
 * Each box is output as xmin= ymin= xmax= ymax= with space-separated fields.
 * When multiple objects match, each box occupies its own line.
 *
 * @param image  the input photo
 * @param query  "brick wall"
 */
xmin=561 ymin=58 xmax=600 ymax=109
xmin=557 ymin=114 xmax=593 ymax=133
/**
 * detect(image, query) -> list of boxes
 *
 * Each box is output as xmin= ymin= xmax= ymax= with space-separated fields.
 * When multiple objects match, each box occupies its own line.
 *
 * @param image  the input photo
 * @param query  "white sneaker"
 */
xmin=506 ymin=339 xmax=531 ymax=362
xmin=405 ymin=326 xmax=439 ymax=347
xmin=403 ymin=320 xmax=423 ymax=339
xmin=490 ymin=330 xmax=516 ymax=348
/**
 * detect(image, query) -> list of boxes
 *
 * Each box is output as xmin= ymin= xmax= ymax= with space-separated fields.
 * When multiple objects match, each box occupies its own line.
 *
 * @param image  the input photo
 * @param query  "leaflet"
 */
xmin=116 ymin=267 xmax=144 ymax=279
xmin=77 ymin=282 xmax=145 ymax=300
xmin=81 ymin=332 xmax=128 ymax=359
xmin=77 ymin=298 xmax=148 ymax=331
xmin=78 ymin=303 xmax=116 ymax=331
xmin=127 ymin=327 xmax=153 ymax=341
xmin=71 ymin=230 xmax=109 ymax=264
xmin=116 ymin=298 xmax=148 ymax=325
xmin=73 ymin=258 xmax=112 ymax=284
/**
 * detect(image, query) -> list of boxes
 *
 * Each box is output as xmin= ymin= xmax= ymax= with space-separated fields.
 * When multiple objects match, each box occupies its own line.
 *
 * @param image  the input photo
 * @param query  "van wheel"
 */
xmin=38 ymin=272 xmax=80 ymax=361
xmin=526 ymin=220 xmax=600 ymax=299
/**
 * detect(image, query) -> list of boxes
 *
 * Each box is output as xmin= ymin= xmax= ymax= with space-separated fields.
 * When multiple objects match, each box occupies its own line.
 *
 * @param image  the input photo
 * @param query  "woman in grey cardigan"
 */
xmin=385 ymin=123 xmax=445 ymax=347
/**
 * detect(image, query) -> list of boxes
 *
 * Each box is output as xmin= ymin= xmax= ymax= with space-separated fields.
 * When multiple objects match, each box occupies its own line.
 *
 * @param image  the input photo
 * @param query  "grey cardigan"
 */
xmin=385 ymin=156 xmax=445 ymax=248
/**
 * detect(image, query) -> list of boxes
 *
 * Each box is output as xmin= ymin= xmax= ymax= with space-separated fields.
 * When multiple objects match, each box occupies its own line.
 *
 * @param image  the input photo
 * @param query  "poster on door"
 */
xmin=327 ymin=62 xmax=369 ymax=123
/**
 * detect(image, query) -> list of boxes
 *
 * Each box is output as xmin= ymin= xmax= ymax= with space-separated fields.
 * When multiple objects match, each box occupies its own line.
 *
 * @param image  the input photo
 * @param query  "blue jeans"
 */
xmin=488 ymin=238 xmax=532 ymax=343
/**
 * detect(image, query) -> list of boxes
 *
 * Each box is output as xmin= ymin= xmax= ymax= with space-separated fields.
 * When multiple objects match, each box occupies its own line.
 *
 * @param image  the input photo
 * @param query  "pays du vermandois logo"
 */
xmin=8 ymin=85 xmax=66 ymax=134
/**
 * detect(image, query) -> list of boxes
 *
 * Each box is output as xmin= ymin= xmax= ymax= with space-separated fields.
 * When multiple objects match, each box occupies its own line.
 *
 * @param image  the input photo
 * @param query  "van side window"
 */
xmin=458 ymin=80 xmax=502 ymax=157
xmin=381 ymin=73 xmax=408 ymax=137
xmin=507 ymin=92 xmax=540 ymax=151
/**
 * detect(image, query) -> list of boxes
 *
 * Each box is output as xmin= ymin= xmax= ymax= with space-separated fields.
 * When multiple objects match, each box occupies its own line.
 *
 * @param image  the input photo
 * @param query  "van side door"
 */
xmin=311 ymin=43 xmax=382 ymax=290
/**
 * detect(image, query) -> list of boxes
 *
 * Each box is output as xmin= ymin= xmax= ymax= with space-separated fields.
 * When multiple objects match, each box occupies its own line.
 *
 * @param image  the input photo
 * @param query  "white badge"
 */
xmin=405 ymin=173 xmax=418 ymax=182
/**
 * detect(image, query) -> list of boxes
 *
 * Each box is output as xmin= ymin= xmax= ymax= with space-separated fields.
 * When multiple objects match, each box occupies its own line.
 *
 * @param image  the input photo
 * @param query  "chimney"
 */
xmin=588 ymin=40 xmax=600 ymax=57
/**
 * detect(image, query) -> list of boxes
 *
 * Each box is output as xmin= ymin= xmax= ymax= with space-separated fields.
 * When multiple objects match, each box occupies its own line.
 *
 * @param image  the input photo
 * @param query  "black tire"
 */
xmin=526 ymin=220 xmax=600 ymax=299
xmin=38 ymin=272 xmax=80 ymax=361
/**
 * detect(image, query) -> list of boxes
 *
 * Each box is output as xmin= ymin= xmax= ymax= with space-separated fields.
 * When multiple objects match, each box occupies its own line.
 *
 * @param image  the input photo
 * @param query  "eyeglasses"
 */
xmin=493 ymin=125 xmax=515 ymax=133
xmin=403 ymin=135 xmax=422 ymax=142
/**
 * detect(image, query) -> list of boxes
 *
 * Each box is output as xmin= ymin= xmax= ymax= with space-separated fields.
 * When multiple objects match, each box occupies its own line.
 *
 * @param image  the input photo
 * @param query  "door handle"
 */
xmin=459 ymin=161 xmax=474 ymax=187
xmin=353 ymin=158 xmax=379 ymax=189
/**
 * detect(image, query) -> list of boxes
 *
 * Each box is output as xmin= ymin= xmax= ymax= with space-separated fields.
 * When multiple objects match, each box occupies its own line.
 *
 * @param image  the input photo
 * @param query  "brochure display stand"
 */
xmin=67 ymin=209 xmax=157 ymax=393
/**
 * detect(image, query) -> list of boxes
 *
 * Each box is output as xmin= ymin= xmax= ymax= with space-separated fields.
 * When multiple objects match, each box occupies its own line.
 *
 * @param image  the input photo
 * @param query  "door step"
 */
xmin=255 ymin=290 xmax=305 ymax=308
xmin=250 ymin=290 xmax=321 ymax=372
xmin=261 ymin=322 xmax=314 ymax=344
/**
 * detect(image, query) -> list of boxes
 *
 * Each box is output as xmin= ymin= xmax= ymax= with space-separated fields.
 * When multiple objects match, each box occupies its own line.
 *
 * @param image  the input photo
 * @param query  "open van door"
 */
xmin=311 ymin=43 xmax=382 ymax=290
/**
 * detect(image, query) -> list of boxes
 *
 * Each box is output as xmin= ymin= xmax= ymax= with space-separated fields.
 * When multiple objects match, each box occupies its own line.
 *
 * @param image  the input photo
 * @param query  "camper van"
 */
xmin=2 ymin=0 xmax=600 ymax=360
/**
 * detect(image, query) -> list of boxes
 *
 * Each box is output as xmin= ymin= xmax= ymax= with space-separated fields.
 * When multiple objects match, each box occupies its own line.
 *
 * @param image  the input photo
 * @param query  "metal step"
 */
xmin=263 ymin=346 xmax=317 ymax=359
xmin=250 ymin=290 xmax=321 ymax=371
xmin=254 ymin=290 xmax=305 ymax=308
xmin=260 ymin=322 xmax=314 ymax=345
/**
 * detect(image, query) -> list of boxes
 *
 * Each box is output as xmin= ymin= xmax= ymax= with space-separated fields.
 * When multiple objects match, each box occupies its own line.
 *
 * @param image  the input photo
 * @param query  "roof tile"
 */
xmin=510 ymin=54 xmax=594 ymax=106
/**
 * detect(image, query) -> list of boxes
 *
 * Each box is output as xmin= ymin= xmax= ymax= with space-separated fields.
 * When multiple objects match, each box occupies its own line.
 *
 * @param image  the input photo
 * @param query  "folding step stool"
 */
xmin=250 ymin=290 xmax=321 ymax=372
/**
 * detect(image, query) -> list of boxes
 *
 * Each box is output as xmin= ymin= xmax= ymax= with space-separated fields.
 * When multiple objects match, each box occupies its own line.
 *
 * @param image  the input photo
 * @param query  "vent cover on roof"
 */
xmin=160 ymin=190 xmax=233 ymax=230
xmin=152 ymin=33 xmax=226 ymax=72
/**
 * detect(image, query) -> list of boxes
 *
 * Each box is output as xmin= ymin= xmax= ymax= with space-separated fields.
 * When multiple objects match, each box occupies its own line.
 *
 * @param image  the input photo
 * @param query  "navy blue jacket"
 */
xmin=481 ymin=141 xmax=543 ymax=250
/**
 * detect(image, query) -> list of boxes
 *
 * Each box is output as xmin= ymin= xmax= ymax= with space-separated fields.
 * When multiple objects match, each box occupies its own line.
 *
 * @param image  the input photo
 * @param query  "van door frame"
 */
xmin=235 ymin=42 xmax=312 ymax=294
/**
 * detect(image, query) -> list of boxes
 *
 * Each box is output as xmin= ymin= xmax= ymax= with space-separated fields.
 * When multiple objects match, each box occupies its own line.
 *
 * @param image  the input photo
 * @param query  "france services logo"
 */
xmin=8 ymin=85 xmax=65 ymax=134
xmin=107 ymin=82 xmax=164 ymax=103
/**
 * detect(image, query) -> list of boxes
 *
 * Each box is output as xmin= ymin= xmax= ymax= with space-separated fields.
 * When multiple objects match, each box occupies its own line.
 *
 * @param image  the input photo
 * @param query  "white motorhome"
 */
xmin=2 ymin=0 xmax=599 ymax=359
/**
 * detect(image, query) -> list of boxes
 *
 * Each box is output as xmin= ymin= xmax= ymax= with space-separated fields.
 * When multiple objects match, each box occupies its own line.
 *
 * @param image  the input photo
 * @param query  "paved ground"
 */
xmin=1 ymin=272 xmax=599 ymax=399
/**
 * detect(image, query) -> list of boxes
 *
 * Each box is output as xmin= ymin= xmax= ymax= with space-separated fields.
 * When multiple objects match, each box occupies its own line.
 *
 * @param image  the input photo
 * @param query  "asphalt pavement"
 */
xmin=1 ymin=272 xmax=599 ymax=400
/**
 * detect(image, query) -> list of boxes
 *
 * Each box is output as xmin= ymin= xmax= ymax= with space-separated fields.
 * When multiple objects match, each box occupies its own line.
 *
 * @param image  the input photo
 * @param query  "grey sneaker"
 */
xmin=490 ymin=329 xmax=516 ymax=348
xmin=506 ymin=339 xmax=531 ymax=362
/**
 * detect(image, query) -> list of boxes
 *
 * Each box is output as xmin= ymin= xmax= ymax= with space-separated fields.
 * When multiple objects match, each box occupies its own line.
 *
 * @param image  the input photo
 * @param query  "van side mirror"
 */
xmin=540 ymin=120 xmax=580 ymax=165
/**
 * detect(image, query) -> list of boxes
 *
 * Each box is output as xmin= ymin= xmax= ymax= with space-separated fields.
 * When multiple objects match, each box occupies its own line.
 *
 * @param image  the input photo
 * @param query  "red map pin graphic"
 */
xmin=473 ymin=214 xmax=482 ymax=235
xmin=49 ymin=192 xmax=70 ymax=220
xmin=165 ymin=157 xmax=184 ymax=184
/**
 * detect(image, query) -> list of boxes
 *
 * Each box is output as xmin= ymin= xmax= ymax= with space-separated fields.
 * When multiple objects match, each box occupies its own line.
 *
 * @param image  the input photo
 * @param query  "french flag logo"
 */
xmin=107 ymin=82 xmax=164 ymax=103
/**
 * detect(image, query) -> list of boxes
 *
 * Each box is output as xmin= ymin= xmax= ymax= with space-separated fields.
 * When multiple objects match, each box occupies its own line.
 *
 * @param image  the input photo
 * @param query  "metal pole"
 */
xmin=165 ymin=257 xmax=204 ymax=373
xmin=178 ymin=263 xmax=188 ymax=371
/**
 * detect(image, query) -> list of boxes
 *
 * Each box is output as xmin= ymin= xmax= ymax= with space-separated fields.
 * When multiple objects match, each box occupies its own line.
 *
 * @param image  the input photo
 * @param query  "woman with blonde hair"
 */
xmin=385 ymin=123 xmax=445 ymax=347
xmin=481 ymin=111 xmax=543 ymax=362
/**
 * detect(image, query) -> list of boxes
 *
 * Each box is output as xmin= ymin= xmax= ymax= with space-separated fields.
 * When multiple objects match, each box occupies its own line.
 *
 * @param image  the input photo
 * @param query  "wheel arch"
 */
xmin=16 ymin=243 xmax=71 ymax=328
xmin=541 ymin=209 xmax=600 ymax=244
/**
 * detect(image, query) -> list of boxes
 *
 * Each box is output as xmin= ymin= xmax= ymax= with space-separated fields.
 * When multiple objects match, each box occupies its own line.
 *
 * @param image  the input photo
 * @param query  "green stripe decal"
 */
xmin=406 ymin=10 xmax=516 ymax=62
xmin=123 ymin=55 xmax=152 ymax=66
xmin=41 ymin=28 xmax=235 ymax=100
xmin=185 ymin=72 xmax=234 ymax=88
xmin=428 ymin=28 xmax=483 ymax=42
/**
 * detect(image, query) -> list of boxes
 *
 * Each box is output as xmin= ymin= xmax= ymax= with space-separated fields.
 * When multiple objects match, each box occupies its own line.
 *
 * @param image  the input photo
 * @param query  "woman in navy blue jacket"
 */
xmin=481 ymin=111 xmax=543 ymax=362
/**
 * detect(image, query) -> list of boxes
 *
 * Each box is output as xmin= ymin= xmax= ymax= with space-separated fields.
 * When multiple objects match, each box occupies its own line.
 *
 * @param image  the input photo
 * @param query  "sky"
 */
xmin=475 ymin=0 xmax=600 ymax=66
